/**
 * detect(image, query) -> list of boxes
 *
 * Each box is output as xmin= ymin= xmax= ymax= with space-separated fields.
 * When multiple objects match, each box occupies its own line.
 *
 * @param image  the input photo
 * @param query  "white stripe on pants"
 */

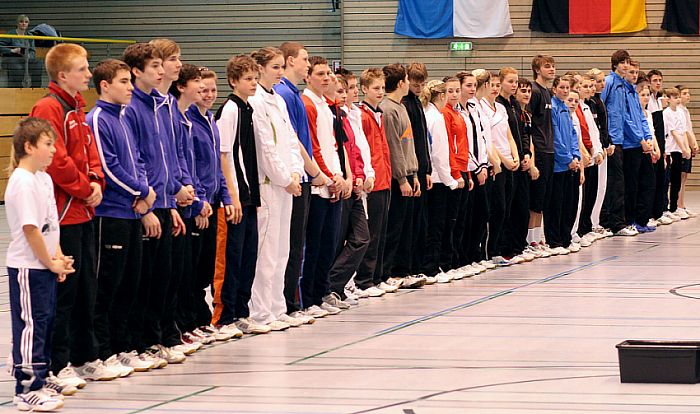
xmin=591 ymin=156 xmax=608 ymax=229
xmin=249 ymin=184 xmax=293 ymax=325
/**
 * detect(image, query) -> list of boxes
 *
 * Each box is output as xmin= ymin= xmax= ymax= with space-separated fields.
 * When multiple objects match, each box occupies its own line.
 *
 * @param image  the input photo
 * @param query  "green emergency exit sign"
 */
xmin=450 ymin=41 xmax=473 ymax=51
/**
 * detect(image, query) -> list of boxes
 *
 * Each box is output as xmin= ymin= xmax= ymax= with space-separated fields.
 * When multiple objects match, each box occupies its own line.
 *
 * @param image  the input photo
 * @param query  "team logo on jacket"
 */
xmin=68 ymin=119 xmax=78 ymax=130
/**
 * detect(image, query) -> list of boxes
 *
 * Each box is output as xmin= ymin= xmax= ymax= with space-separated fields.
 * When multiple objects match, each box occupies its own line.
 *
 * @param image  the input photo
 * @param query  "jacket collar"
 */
xmin=95 ymin=99 xmax=124 ymax=117
xmin=48 ymin=81 xmax=85 ymax=109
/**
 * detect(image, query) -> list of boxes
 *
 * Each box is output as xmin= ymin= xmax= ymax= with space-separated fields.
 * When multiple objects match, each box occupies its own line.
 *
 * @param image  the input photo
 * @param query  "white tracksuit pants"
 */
xmin=591 ymin=156 xmax=608 ymax=229
xmin=249 ymin=184 xmax=293 ymax=325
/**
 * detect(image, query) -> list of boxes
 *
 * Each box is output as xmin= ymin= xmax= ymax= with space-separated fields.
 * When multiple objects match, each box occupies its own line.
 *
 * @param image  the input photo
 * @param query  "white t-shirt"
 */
xmin=216 ymin=99 xmax=249 ymax=195
xmin=664 ymin=107 xmax=686 ymax=154
xmin=481 ymin=98 xmax=512 ymax=158
xmin=5 ymin=168 xmax=60 ymax=269
xmin=680 ymin=105 xmax=693 ymax=137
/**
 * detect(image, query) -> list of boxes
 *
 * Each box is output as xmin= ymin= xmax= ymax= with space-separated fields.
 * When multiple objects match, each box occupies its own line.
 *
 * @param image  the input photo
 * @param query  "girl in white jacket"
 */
xmin=247 ymin=47 xmax=305 ymax=330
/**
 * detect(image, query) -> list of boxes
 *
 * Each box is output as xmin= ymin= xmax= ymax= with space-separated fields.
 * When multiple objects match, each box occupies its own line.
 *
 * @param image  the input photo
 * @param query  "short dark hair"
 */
xmin=122 ymin=43 xmax=161 ymax=76
xmin=406 ymin=62 xmax=428 ymax=83
xmin=93 ymin=59 xmax=130 ymax=95
xmin=382 ymin=63 xmax=407 ymax=93
xmin=455 ymin=71 xmax=475 ymax=86
xmin=611 ymin=49 xmax=631 ymax=71
xmin=517 ymin=77 xmax=532 ymax=89
xmin=169 ymin=63 xmax=201 ymax=99
xmin=647 ymin=69 xmax=663 ymax=79
xmin=308 ymin=56 xmax=328 ymax=76
xmin=226 ymin=54 xmax=258 ymax=89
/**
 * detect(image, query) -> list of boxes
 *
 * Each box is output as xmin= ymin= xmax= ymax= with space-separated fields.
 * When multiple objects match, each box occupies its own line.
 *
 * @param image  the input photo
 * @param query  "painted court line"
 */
xmin=288 ymin=256 xmax=618 ymax=365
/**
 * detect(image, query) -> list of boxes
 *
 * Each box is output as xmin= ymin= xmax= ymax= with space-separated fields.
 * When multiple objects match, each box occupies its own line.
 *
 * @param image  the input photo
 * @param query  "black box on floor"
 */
xmin=616 ymin=340 xmax=700 ymax=384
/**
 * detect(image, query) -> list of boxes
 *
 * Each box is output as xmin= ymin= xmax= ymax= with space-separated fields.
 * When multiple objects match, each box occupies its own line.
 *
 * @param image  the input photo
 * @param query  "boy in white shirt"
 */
xmin=676 ymin=85 xmax=699 ymax=218
xmin=664 ymin=87 xmax=692 ymax=216
xmin=7 ymin=118 xmax=75 ymax=412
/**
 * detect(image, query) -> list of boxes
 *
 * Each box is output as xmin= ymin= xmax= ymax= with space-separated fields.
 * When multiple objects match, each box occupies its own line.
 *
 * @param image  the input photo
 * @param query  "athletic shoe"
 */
xmin=567 ymin=243 xmax=581 ymax=253
xmin=139 ymin=351 xmax=166 ymax=369
xmin=235 ymin=317 xmax=272 ymax=334
xmin=148 ymin=345 xmax=186 ymax=364
xmin=364 ymin=286 xmax=386 ymax=297
xmin=349 ymin=287 xmax=369 ymax=299
xmin=118 ymin=351 xmax=152 ymax=372
xmin=508 ymin=255 xmax=525 ymax=264
xmin=668 ymin=211 xmax=682 ymax=222
xmin=320 ymin=302 xmax=342 ymax=315
xmin=447 ymin=269 xmax=466 ymax=280
xmin=73 ymin=359 xmax=120 ymax=381
xmin=657 ymin=214 xmax=673 ymax=225
xmin=14 ymin=389 xmax=64 ymax=412
xmin=435 ymin=272 xmax=452 ymax=283
xmin=615 ymin=226 xmax=638 ymax=236
xmin=103 ymin=355 xmax=134 ymax=377
xmin=480 ymin=260 xmax=497 ymax=269
xmin=344 ymin=290 xmax=360 ymax=301
xmin=40 ymin=384 xmax=65 ymax=401
xmin=217 ymin=323 xmax=243 ymax=339
xmin=457 ymin=265 xmax=479 ymax=276
xmin=172 ymin=342 xmax=198 ymax=356
xmin=323 ymin=292 xmax=351 ymax=309
xmin=267 ymin=320 xmax=290 ymax=331
xmin=45 ymin=375 xmax=76 ymax=396
xmin=571 ymin=233 xmax=581 ymax=244
xmin=646 ymin=219 xmax=658 ymax=228
xmin=191 ymin=327 xmax=216 ymax=344
xmin=343 ymin=295 xmax=359 ymax=306
xmin=579 ymin=237 xmax=592 ymax=247
xmin=377 ymin=281 xmax=398 ymax=293
xmin=471 ymin=262 xmax=488 ymax=272
xmin=277 ymin=313 xmax=304 ymax=327
xmin=398 ymin=275 xmax=426 ymax=289
xmin=55 ymin=366 xmax=87 ymax=389
xmin=181 ymin=333 xmax=204 ymax=350
xmin=684 ymin=207 xmax=697 ymax=218
xmin=422 ymin=275 xmax=437 ymax=285
xmin=552 ymin=246 xmax=570 ymax=255
xmin=289 ymin=310 xmax=316 ymax=324
xmin=305 ymin=305 xmax=329 ymax=318
xmin=520 ymin=251 xmax=536 ymax=261
xmin=583 ymin=232 xmax=599 ymax=243
xmin=677 ymin=208 xmax=690 ymax=219
xmin=491 ymin=256 xmax=512 ymax=266
xmin=634 ymin=223 xmax=653 ymax=234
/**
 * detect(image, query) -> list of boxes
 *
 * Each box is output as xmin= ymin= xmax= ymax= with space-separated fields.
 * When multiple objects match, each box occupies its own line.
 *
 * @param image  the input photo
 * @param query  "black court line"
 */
xmin=128 ymin=385 xmax=217 ymax=414
xmin=670 ymin=283 xmax=700 ymax=300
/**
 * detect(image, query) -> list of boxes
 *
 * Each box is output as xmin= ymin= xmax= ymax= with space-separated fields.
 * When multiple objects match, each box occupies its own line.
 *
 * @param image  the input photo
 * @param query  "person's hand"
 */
xmin=529 ymin=165 xmax=540 ymax=180
xmin=353 ymin=178 xmax=364 ymax=196
xmin=520 ymin=155 xmax=531 ymax=171
xmin=226 ymin=198 xmax=242 ymax=224
xmin=426 ymin=175 xmax=433 ymax=191
xmin=200 ymin=201 xmax=213 ymax=218
xmin=141 ymin=212 xmax=162 ymax=238
xmin=468 ymin=178 xmax=474 ymax=191
xmin=641 ymin=140 xmax=653 ymax=153
xmin=594 ymin=154 xmax=603 ymax=166
xmin=186 ymin=185 xmax=196 ymax=198
xmin=606 ymin=145 xmax=615 ymax=156
xmin=85 ymin=182 xmax=103 ymax=208
xmin=52 ymin=254 xmax=75 ymax=282
xmin=176 ymin=186 xmax=194 ymax=206
xmin=133 ymin=199 xmax=150 ymax=215
xmin=412 ymin=177 xmax=421 ymax=197
xmin=329 ymin=174 xmax=344 ymax=195
xmin=580 ymin=171 xmax=585 ymax=186
xmin=311 ymin=172 xmax=328 ymax=187
xmin=171 ymin=209 xmax=186 ymax=237
xmin=195 ymin=215 xmax=209 ymax=230
xmin=400 ymin=180 xmax=413 ymax=196
xmin=477 ymin=169 xmax=487 ymax=185
xmin=493 ymin=163 xmax=502 ymax=175
xmin=364 ymin=176 xmax=375 ymax=193
xmin=457 ymin=177 xmax=465 ymax=189
xmin=285 ymin=175 xmax=302 ymax=196
xmin=568 ymin=159 xmax=580 ymax=171
xmin=682 ymin=148 xmax=692 ymax=159
xmin=342 ymin=178 xmax=352 ymax=199
xmin=692 ymin=144 xmax=699 ymax=157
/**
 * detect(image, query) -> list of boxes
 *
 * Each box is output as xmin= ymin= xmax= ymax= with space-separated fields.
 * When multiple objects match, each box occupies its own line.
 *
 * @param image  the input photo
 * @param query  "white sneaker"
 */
xmin=138 ymin=351 xmax=166 ymax=369
xmin=344 ymin=290 xmax=360 ymax=301
xmin=480 ymin=260 xmax=497 ymax=269
xmin=304 ymin=305 xmax=330 ymax=318
xmin=350 ymin=287 xmax=369 ymax=299
xmin=217 ymin=323 xmax=244 ymax=339
xmin=567 ymin=243 xmax=581 ymax=253
xmin=267 ymin=320 xmax=291 ymax=331
xmin=55 ymin=366 xmax=87 ymax=389
xmin=343 ymin=295 xmax=359 ymax=306
xmin=364 ymin=286 xmax=386 ymax=297
xmin=377 ymin=281 xmax=398 ymax=293
xmin=552 ymin=246 xmax=570 ymax=255
xmin=491 ymin=256 xmax=512 ymax=266
xmin=46 ymin=373 xmax=77 ymax=396
xmin=147 ymin=345 xmax=185 ymax=364
xmin=398 ymin=275 xmax=426 ymax=289
xmin=323 ymin=292 xmax=351 ymax=309
xmin=657 ymin=214 xmax=673 ymax=225
xmin=73 ymin=359 xmax=121 ymax=381
xmin=235 ymin=317 xmax=272 ymax=334
xmin=646 ymin=219 xmax=658 ymax=228
xmin=422 ymin=275 xmax=437 ymax=285
xmin=14 ymin=389 xmax=64 ymax=412
xmin=684 ymin=208 xmax=697 ymax=218
xmin=470 ymin=262 xmax=487 ymax=272
xmin=667 ymin=211 xmax=682 ymax=222
xmin=199 ymin=325 xmax=229 ymax=342
xmin=677 ymin=208 xmax=690 ymax=219
xmin=435 ymin=272 xmax=452 ymax=283
xmin=289 ymin=310 xmax=316 ymax=324
xmin=519 ymin=252 xmax=536 ymax=261
xmin=615 ymin=226 xmax=638 ymax=236
xmin=171 ymin=342 xmax=198 ymax=356
xmin=583 ymin=232 xmax=598 ymax=243
xmin=188 ymin=328 xmax=214 ymax=344
xmin=457 ymin=265 xmax=479 ymax=276
xmin=104 ymin=354 xmax=134 ymax=377
xmin=509 ymin=255 xmax=525 ymax=264
xmin=446 ymin=268 xmax=465 ymax=280
xmin=277 ymin=313 xmax=303 ymax=327
xmin=320 ymin=302 xmax=342 ymax=315
xmin=571 ymin=233 xmax=581 ymax=244
xmin=579 ymin=237 xmax=592 ymax=247
xmin=118 ymin=351 xmax=152 ymax=372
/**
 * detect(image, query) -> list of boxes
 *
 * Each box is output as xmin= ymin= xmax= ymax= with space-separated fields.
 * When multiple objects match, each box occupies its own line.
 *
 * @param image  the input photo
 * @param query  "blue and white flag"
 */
xmin=394 ymin=0 xmax=513 ymax=39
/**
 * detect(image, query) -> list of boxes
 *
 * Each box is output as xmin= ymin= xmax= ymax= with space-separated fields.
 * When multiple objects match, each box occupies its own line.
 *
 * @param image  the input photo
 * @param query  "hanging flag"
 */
xmin=662 ymin=0 xmax=700 ymax=35
xmin=394 ymin=0 xmax=513 ymax=39
xmin=529 ymin=0 xmax=647 ymax=34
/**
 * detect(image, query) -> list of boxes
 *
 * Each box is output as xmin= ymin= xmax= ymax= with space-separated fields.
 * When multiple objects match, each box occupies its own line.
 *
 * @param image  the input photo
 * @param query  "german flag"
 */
xmin=662 ymin=0 xmax=700 ymax=35
xmin=530 ymin=0 xmax=647 ymax=34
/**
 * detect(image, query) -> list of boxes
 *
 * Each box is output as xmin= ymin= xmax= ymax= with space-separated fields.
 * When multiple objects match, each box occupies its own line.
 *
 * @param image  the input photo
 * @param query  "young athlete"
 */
xmin=248 ymin=47 xmax=305 ymax=330
xmin=29 ymin=43 xmax=106 ymax=383
xmin=7 ymin=118 xmax=75 ymax=411
xmin=676 ymin=85 xmax=698 ymax=218
xmin=636 ymin=78 xmax=663 ymax=230
xmin=647 ymin=70 xmax=673 ymax=224
xmin=664 ymin=87 xmax=692 ymax=216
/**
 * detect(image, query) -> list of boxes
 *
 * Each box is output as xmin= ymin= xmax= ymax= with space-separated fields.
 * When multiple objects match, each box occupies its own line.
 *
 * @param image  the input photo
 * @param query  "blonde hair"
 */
xmin=472 ymin=69 xmax=491 ymax=89
xmin=419 ymin=79 xmax=446 ymax=107
xmin=45 ymin=43 xmax=88 ymax=82
xmin=149 ymin=38 xmax=180 ymax=58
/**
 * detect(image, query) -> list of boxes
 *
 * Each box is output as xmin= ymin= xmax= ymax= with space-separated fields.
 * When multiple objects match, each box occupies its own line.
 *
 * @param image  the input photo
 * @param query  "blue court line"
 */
xmin=288 ymin=256 xmax=618 ymax=365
